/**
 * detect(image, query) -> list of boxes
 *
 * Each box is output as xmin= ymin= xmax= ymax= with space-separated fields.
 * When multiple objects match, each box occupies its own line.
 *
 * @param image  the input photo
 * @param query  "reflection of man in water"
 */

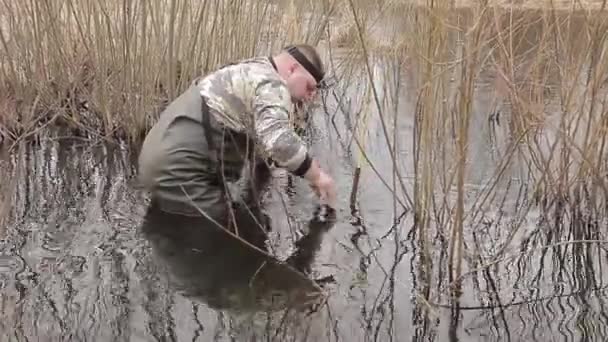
xmin=136 ymin=44 xmax=337 ymax=310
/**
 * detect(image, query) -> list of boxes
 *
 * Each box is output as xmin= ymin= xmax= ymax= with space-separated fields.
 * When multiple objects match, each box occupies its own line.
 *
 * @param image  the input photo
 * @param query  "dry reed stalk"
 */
xmin=0 ymin=0 xmax=335 ymax=142
xmin=328 ymin=1 xmax=608 ymax=308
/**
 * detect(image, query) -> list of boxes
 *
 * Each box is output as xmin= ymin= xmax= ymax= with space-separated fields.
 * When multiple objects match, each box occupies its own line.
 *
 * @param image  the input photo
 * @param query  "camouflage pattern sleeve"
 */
xmin=252 ymin=79 xmax=311 ymax=174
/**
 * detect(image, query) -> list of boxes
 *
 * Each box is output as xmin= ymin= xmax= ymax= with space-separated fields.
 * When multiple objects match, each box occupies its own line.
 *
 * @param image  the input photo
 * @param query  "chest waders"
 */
xmin=200 ymin=94 xmax=272 ymax=248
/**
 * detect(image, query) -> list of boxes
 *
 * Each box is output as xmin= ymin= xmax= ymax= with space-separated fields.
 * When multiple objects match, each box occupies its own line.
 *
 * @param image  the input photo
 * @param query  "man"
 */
xmin=137 ymin=43 xmax=337 ymax=251
xmin=136 ymin=44 xmax=338 ymax=310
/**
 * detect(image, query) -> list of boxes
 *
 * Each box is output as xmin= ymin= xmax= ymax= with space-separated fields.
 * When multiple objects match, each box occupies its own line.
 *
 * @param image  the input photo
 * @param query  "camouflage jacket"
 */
xmin=196 ymin=57 xmax=310 ymax=174
xmin=137 ymin=57 xmax=311 ymax=216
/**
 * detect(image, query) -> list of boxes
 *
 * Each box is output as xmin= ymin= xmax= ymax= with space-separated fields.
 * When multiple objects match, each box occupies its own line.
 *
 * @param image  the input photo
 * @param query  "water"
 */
xmin=2 ymin=115 xmax=607 ymax=341
xmin=2 ymin=8 xmax=608 ymax=342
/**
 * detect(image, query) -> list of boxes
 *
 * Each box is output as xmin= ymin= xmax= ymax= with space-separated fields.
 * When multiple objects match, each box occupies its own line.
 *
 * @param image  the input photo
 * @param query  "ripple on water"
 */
xmin=0 ymin=254 xmax=25 ymax=274
xmin=41 ymin=220 xmax=80 ymax=253
xmin=0 ymin=254 xmax=25 ymax=289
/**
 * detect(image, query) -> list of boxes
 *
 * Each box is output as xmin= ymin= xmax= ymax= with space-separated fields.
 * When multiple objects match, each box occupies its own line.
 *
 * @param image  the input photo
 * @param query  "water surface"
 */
xmin=2 ymin=8 xmax=608 ymax=342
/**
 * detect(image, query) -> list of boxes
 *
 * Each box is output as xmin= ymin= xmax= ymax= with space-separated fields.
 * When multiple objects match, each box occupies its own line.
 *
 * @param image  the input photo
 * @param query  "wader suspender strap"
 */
xmin=201 ymin=95 xmax=239 ymax=230
xmin=200 ymin=96 xmax=224 ymax=186
xmin=200 ymin=97 xmax=215 ymax=161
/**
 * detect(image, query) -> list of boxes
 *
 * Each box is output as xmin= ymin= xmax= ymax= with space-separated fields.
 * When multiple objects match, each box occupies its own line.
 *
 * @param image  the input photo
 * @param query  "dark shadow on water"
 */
xmin=139 ymin=196 xmax=336 ymax=314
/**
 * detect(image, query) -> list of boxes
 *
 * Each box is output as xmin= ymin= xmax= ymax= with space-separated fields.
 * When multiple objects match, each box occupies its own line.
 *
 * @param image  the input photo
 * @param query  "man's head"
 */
xmin=272 ymin=44 xmax=325 ymax=105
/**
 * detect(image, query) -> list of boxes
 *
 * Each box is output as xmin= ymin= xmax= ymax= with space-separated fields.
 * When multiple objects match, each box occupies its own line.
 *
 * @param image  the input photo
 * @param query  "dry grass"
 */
xmin=0 ymin=0 xmax=337 ymax=142
xmin=414 ymin=0 xmax=606 ymax=10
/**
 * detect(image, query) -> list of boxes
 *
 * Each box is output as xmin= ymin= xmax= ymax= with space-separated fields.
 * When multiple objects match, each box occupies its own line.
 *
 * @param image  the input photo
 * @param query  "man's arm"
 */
xmin=252 ymin=79 xmax=312 ymax=176
xmin=252 ymin=79 xmax=337 ymax=206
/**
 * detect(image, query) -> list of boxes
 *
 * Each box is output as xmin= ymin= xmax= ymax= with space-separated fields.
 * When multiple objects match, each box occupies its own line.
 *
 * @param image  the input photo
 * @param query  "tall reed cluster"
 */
xmin=324 ymin=0 xmax=608 ymax=310
xmin=0 ymin=0 xmax=336 ymax=142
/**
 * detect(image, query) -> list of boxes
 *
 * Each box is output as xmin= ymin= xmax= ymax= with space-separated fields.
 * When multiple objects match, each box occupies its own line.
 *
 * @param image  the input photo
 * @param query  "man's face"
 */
xmin=285 ymin=64 xmax=318 ymax=105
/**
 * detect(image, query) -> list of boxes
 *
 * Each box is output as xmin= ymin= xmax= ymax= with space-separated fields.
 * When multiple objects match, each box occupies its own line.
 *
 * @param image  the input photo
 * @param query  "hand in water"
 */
xmin=304 ymin=159 xmax=337 ymax=209
xmin=310 ymin=170 xmax=336 ymax=208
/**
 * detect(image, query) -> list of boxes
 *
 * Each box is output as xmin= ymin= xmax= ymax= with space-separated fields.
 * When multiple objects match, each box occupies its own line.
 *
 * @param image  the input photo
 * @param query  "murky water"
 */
xmin=2 ymin=7 xmax=608 ymax=342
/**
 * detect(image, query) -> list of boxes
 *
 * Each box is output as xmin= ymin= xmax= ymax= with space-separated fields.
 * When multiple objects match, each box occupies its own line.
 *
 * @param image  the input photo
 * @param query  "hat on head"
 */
xmin=284 ymin=45 xmax=327 ymax=89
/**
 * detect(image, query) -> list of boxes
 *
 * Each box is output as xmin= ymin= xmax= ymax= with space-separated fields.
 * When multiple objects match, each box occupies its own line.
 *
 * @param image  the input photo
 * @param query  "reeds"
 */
xmin=2 ymin=0 xmax=608 ymax=325
xmin=317 ymin=0 xmax=608 ymax=318
xmin=0 ymin=0 xmax=336 ymax=142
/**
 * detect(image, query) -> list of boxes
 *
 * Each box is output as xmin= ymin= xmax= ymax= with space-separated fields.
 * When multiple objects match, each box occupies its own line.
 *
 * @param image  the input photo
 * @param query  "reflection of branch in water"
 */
xmin=436 ymin=278 xmax=608 ymax=311
xmin=24 ymin=269 xmax=67 ymax=338
xmin=349 ymin=184 xmax=369 ymax=255
xmin=550 ymin=293 xmax=571 ymax=341
xmin=192 ymin=303 xmax=204 ymax=342
xmin=387 ymin=212 xmax=405 ymax=341
xmin=273 ymin=307 xmax=315 ymax=342
xmin=270 ymin=308 xmax=290 ymax=341
xmin=107 ymin=250 xmax=131 ymax=342
xmin=364 ymin=260 xmax=389 ymax=339
xmin=452 ymin=239 xmax=608 ymax=289
xmin=136 ymin=259 xmax=175 ymax=342
xmin=379 ymin=211 xmax=407 ymax=241
xmin=433 ymin=260 xmax=608 ymax=311
xmin=322 ymin=300 xmax=340 ymax=341
xmin=563 ymin=293 xmax=578 ymax=340
xmin=570 ymin=205 xmax=603 ymax=340
xmin=363 ymin=201 xmax=407 ymax=340
xmin=347 ymin=202 xmax=409 ymax=340
xmin=471 ymin=228 xmax=512 ymax=341
xmin=594 ymin=286 xmax=608 ymax=338
xmin=409 ymin=222 xmax=436 ymax=342
xmin=483 ymin=268 xmax=512 ymax=341
xmin=166 ymin=293 xmax=177 ymax=342
xmin=370 ymin=240 xmax=409 ymax=342
xmin=214 ymin=311 xmax=227 ymax=340
xmin=428 ymin=178 xmax=608 ymax=339
xmin=448 ymin=303 xmax=460 ymax=342
xmin=436 ymin=223 xmax=448 ymax=323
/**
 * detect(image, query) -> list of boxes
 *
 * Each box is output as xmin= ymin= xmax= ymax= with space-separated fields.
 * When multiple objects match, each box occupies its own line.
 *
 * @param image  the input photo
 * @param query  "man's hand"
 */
xmin=303 ymin=159 xmax=337 ymax=208
xmin=311 ymin=170 xmax=336 ymax=207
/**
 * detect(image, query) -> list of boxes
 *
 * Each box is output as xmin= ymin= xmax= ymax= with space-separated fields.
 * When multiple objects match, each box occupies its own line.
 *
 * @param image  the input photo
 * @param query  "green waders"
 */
xmin=141 ymin=81 xmax=273 ymax=249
